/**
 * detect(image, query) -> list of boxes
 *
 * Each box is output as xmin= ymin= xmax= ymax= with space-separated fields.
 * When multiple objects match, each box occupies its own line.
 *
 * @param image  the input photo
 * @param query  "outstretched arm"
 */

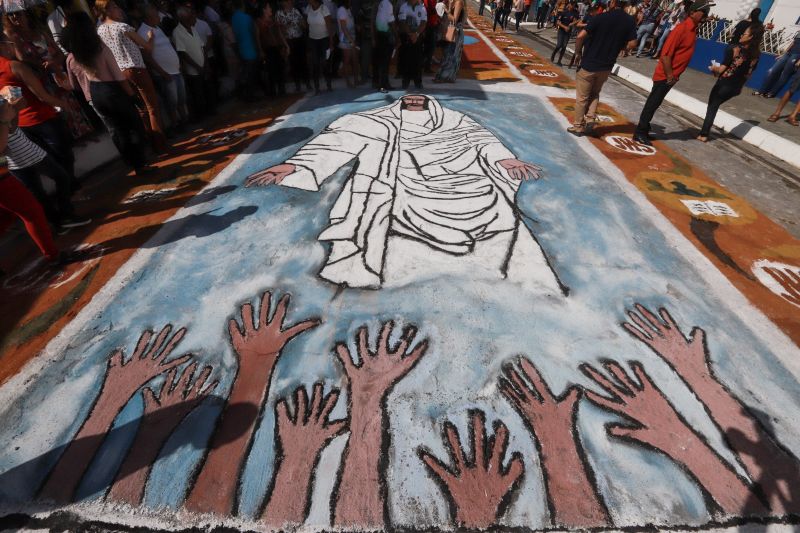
xmin=332 ymin=321 xmax=429 ymax=529
xmin=582 ymin=359 xmax=765 ymax=516
xmin=419 ymin=410 xmax=524 ymax=529
xmin=262 ymin=384 xmax=346 ymax=526
xmin=184 ymin=291 xmax=320 ymax=515
xmin=623 ymin=304 xmax=800 ymax=514
xmin=500 ymin=357 xmax=609 ymax=527
xmin=40 ymin=326 xmax=191 ymax=502
xmin=107 ymin=363 xmax=216 ymax=505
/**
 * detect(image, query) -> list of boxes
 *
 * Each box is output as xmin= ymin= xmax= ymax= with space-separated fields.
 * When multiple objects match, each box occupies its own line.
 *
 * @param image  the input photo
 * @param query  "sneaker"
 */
xmin=632 ymin=133 xmax=652 ymax=146
xmin=59 ymin=215 xmax=92 ymax=229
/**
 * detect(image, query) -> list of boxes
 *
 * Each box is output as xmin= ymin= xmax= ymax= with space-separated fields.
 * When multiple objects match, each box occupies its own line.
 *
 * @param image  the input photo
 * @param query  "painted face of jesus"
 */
xmin=401 ymin=95 xmax=429 ymax=111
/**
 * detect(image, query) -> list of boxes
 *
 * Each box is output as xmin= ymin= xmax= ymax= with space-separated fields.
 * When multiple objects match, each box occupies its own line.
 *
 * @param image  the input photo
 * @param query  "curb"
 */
xmin=611 ymin=63 xmax=800 ymax=169
xmin=505 ymin=13 xmax=800 ymax=170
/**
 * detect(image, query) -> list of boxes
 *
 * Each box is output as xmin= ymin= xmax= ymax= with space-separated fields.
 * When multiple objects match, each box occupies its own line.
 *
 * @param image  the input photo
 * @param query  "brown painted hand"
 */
xmin=581 ymin=360 xmax=759 ymax=515
xmin=39 ymin=325 xmax=191 ymax=502
xmin=622 ymin=304 xmax=710 ymax=383
xmin=763 ymin=266 xmax=800 ymax=306
xmin=498 ymin=159 xmax=542 ymax=181
xmin=419 ymin=410 xmax=524 ymax=529
xmin=140 ymin=363 xmax=217 ymax=433
xmin=500 ymin=357 xmax=609 ymax=527
xmin=245 ymin=163 xmax=296 ymax=187
xmin=105 ymin=325 xmax=193 ymax=402
xmin=228 ymin=290 xmax=320 ymax=371
xmin=334 ymin=321 xmax=429 ymax=406
xmin=499 ymin=357 xmax=580 ymax=438
xmin=263 ymin=383 xmax=347 ymax=525
xmin=107 ymin=363 xmax=217 ymax=505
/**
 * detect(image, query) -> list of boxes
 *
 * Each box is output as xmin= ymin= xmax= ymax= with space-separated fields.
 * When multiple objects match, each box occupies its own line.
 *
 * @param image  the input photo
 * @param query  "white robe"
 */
xmin=280 ymin=96 xmax=565 ymax=294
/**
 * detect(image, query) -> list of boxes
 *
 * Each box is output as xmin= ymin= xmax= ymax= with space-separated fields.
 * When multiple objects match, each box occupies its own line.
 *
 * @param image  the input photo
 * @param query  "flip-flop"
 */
xmin=788 ymin=117 xmax=799 ymax=126
xmin=767 ymin=114 xmax=780 ymax=122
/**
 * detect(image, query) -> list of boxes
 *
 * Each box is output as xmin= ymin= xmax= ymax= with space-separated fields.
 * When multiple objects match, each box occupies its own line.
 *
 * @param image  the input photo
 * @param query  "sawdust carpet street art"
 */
xmin=1 ymin=15 xmax=800 ymax=533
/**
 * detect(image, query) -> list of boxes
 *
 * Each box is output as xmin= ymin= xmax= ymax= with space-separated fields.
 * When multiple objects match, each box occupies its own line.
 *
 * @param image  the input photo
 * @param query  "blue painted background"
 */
xmin=0 ymin=88 xmax=798 ymax=528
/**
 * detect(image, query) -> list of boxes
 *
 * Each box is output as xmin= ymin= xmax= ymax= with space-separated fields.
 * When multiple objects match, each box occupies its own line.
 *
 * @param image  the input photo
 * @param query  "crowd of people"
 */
xmin=0 ymin=0 xmax=472 ymax=268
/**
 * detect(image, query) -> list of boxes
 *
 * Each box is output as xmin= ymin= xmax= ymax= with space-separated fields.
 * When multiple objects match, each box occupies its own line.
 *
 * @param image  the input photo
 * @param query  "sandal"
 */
xmin=788 ymin=117 xmax=799 ymax=126
xmin=696 ymin=135 xmax=708 ymax=142
xmin=767 ymin=113 xmax=780 ymax=122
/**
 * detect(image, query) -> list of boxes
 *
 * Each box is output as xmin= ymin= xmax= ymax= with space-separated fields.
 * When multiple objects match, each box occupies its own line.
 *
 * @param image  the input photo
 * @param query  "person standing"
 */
xmin=307 ymin=0 xmax=335 ymax=93
xmin=139 ymin=5 xmax=188 ymax=131
xmin=173 ymin=6 xmax=212 ymax=113
xmin=697 ymin=24 xmax=761 ymax=141
xmin=372 ymin=0 xmax=396 ymax=91
xmin=634 ymin=0 xmax=663 ymax=57
xmin=480 ymin=0 xmax=488 ymax=16
xmin=398 ymin=0 xmax=427 ymax=89
xmin=278 ymin=0 xmax=311 ymax=93
xmin=731 ymin=7 xmax=761 ymax=44
xmin=434 ymin=0 xmax=464 ymax=82
xmin=753 ymin=32 xmax=800 ymax=98
xmin=536 ymin=0 xmax=553 ymax=28
xmin=633 ymin=0 xmax=713 ymax=145
xmin=513 ymin=0 xmax=526 ymax=31
xmin=550 ymin=0 xmax=578 ymax=66
xmin=95 ymin=0 xmax=169 ymax=154
xmin=569 ymin=0 xmax=635 ymax=135
xmin=422 ymin=0 xmax=440 ymax=73
xmin=650 ymin=0 xmax=688 ymax=59
xmin=230 ymin=0 xmax=262 ymax=99
xmin=337 ymin=0 xmax=360 ymax=87
xmin=258 ymin=3 xmax=290 ymax=95
xmin=62 ymin=12 xmax=151 ymax=176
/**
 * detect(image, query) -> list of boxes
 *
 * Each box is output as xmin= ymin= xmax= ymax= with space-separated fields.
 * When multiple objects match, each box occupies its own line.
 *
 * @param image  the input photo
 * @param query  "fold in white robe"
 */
xmin=279 ymin=95 xmax=564 ymax=293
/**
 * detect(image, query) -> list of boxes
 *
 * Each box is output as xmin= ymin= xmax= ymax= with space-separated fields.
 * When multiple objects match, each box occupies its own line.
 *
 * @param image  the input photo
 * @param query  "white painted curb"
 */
xmin=611 ymin=63 xmax=800 ymax=169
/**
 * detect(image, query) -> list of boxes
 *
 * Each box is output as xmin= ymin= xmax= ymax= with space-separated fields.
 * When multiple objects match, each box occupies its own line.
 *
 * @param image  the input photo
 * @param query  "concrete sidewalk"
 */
xmin=510 ymin=20 xmax=800 ymax=168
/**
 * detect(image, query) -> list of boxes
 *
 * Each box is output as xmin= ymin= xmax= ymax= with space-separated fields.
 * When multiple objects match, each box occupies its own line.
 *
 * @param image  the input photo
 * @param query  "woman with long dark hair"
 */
xmin=62 ymin=12 xmax=151 ymax=174
xmin=697 ymin=23 xmax=762 ymax=142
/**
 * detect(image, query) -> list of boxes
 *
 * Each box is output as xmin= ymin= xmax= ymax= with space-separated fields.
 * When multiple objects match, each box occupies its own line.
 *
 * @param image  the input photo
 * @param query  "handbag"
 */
xmin=444 ymin=23 xmax=457 ymax=42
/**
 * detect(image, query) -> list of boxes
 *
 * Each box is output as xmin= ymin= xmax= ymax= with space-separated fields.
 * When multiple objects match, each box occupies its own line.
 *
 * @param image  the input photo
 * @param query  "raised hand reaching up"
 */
xmin=262 ymin=383 xmax=347 ymax=526
xmin=333 ymin=321 xmax=429 ymax=529
xmin=40 ymin=325 xmax=191 ymax=503
xmin=418 ymin=410 xmax=524 ymax=529
xmin=499 ymin=357 xmax=609 ymax=527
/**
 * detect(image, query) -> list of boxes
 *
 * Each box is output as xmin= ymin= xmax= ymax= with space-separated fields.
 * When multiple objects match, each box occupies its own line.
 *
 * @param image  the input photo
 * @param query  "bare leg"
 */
xmin=769 ymin=91 xmax=794 ymax=120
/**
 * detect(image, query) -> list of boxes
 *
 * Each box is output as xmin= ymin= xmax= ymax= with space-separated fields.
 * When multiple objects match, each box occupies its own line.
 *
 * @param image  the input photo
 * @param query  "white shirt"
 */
xmin=398 ymin=2 xmax=427 ymax=32
xmin=337 ymin=6 xmax=355 ymax=44
xmin=204 ymin=5 xmax=222 ymax=23
xmin=375 ymin=0 xmax=395 ymax=32
xmin=98 ymin=21 xmax=145 ymax=70
xmin=194 ymin=18 xmax=215 ymax=57
xmin=172 ymin=23 xmax=206 ymax=75
xmin=307 ymin=4 xmax=331 ymax=39
xmin=138 ymin=23 xmax=181 ymax=75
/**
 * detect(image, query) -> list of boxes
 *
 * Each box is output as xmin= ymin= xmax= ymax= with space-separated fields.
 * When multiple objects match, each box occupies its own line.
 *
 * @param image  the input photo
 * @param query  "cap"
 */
xmin=689 ymin=0 xmax=715 ymax=13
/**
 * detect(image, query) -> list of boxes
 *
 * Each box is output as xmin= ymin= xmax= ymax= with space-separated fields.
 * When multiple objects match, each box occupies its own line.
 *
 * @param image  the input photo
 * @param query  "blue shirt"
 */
xmin=231 ymin=9 xmax=258 ymax=61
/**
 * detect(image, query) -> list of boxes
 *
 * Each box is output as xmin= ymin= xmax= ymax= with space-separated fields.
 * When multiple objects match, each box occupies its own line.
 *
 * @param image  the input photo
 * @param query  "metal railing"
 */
xmin=707 ymin=19 xmax=798 ymax=55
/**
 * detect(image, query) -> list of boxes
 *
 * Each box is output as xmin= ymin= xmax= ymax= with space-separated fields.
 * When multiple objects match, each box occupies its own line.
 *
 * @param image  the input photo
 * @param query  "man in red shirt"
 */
xmin=633 ymin=0 xmax=714 ymax=145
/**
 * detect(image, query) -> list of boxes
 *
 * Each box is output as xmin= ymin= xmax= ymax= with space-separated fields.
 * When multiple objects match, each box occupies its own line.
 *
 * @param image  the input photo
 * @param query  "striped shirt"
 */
xmin=5 ymin=128 xmax=47 ymax=170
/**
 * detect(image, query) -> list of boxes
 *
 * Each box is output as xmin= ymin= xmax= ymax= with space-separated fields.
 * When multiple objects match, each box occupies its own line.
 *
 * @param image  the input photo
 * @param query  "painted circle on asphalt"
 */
xmin=529 ymin=69 xmax=558 ymax=77
xmin=604 ymin=135 xmax=657 ymax=156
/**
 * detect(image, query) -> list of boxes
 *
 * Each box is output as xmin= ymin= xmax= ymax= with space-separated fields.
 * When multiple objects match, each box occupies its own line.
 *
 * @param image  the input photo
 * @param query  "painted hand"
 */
xmin=622 ymin=304 xmax=710 ymax=383
xmin=500 ymin=357 xmax=609 ymax=527
xmin=245 ymin=163 xmax=296 ymax=187
xmin=581 ymin=360 xmax=692 ymax=450
xmin=498 ymin=159 xmax=542 ymax=181
xmin=228 ymin=290 xmax=321 ymax=372
xmin=418 ymin=410 xmax=524 ymax=529
xmin=105 ymin=325 xmax=193 ymax=402
xmin=763 ymin=266 xmax=800 ymax=306
xmin=141 ymin=362 xmax=217 ymax=433
xmin=334 ymin=321 xmax=429 ymax=406
xmin=499 ymin=356 xmax=580 ymax=437
xmin=263 ymin=383 xmax=346 ymax=525
xmin=275 ymin=383 xmax=347 ymax=461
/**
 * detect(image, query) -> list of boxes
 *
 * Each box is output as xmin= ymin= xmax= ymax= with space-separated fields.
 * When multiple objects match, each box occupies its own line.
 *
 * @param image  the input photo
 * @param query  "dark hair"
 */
xmin=741 ymin=21 xmax=763 ymax=59
xmin=749 ymin=7 xmax=760 ymax=21
xmin=62 ymin=12 xmax=103 ymax=68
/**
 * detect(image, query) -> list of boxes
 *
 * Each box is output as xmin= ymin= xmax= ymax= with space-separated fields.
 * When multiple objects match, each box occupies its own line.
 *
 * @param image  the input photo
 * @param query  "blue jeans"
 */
xmin=654 ymin=25 xmax=673 ymax=56
xmin=636 ymin=22 xmax=655 ymax=56
xmin=759 ymin=53 xmax=800 ymax=95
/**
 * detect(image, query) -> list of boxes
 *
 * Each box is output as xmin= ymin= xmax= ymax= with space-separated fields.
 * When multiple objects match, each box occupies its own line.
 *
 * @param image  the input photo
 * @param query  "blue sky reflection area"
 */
xmin=0 ymin=89 xmax=798 ymax=529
